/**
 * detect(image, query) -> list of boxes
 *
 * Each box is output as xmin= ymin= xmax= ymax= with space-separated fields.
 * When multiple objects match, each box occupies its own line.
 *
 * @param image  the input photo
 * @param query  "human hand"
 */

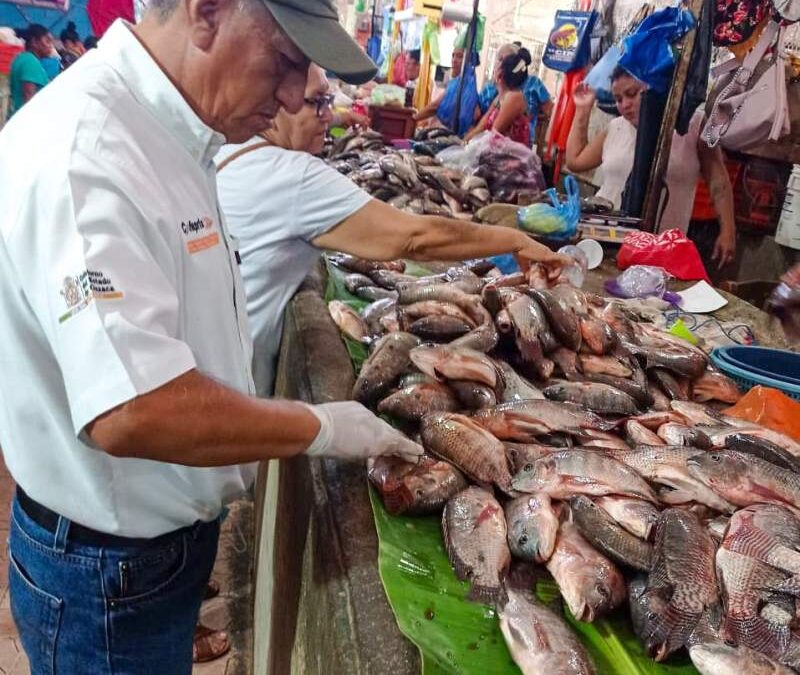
xmin=514 ymin=236 xmax=572 ymax=276
xmin=573 ymin=83 xmax=597 ymax=112
xmin=303 ymin=401 xmax=423 ymax=462
xmin=712 ymin=228 xmax=736 ymax=269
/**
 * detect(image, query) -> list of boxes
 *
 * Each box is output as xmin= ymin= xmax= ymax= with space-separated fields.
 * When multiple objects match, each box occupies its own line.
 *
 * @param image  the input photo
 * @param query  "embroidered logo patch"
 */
xmin=59 ymin=270 xmax=123 ymax=324
xmin=181 ymin=216 xmax=219 ymax=254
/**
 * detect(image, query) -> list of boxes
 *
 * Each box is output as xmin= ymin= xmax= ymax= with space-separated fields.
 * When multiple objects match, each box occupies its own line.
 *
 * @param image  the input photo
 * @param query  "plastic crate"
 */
xmin=710 ymin=347 xmax=800 ymax=401
xmin=0 ymin=45 xmax=23 ymax=76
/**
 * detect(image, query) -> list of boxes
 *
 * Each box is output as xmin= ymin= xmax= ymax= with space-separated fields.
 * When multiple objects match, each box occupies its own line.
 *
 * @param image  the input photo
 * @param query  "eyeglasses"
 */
xmin=304 ymin=94 xmax=335 ymax=117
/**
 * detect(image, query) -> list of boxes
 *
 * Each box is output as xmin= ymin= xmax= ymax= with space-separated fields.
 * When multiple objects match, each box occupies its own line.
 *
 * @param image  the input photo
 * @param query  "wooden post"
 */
xmin=641 ymin=0 xmax=706 ymax=231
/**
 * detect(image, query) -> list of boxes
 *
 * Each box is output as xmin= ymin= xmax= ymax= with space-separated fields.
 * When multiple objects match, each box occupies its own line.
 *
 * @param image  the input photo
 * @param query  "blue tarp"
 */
xmin=0 ymin=0 xmax=91 ymax=40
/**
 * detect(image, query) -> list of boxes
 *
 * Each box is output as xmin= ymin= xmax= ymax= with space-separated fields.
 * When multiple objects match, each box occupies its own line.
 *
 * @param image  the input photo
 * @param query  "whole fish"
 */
xmin=546 ymin=522 xmax=626 ymax=622
xmin=408 ymin=315 xmax=471 ymax=341
xmin=377 ymin=382 xmax=460 ymax=422
xmin=626 ymin=420 xmax=666 ymax=447
xmin=723 ymin=432 xmax=800 ymax=474
xmin=616 ymin=446 xmax=736 ymax=513
xmin=579 ymin=354 xmax=633 ymax=378
xmin=496 ymin=361 xmax=545 ymax=402
xmin=421 ymin=413 xmax=512 ymax=491
xmin=543 ymin=381 xmax=640 ymax=416
xmin=352 ymin=332 xmax=420 ymax=404
xmin=722 ymin=504 xmax=800 ymax=577
xmin=396 ymin=283 xmax=485 ymax=323
xmin=399 ymin=301 xmax=476 ymax=328
xmin=640 ymin=509 xmax=718 ymax=661
xmin=506 ymin=296 xmax=553 ymax=379
xmin=370 ymin=269 xmax=418 ymax=290
xmin=690 ymin=641 xmax=795 ymax=675
xmin=671 ymin=401 xmax=729 ymax=427
xmin=361 ymin=298 xmax=397 ymax=336
xmin=505 ymin=493 xmax=560 ymax=562
xmin=650 ymin=368 xmax=691 ymax=401
xmin=410 ymin=345 xmax=499 ymax=390
xmin=710 ymin=424 xmax=800 ymax=459
xmin=580 ymin=317 xmax=616 ymax=355
xmin=657 ymin=422 xmax=713 ymax=449
xmin=442 ymin=487 xmax=510 ymax=604
xmin=627 ymin=341 xmax=708 ymax=379
xmin=584 ymin=373 xmax=654 ymax=409
xmin=527 ymin=289 xmax=581 ymax=351
xmin=473 ymin=400 xmax=617 ymax=443
xmin=504 ymin=443 xmax=556 ymax=474
xmin=687 ymin=449 xmax=800 ymax=511
xmin=508 ymin=294 xmax=558 ymax=352
xmin=499 ymin=578 xmax=597 ymax=675
xmin=328 ymin=300 xmax=368 ymax=341
xmin=449 ymin=380 xmax=496 ymax=410
xmin=512 ymin=450 xmax=657 ymax=502
xmin=716 ymin=546 xmax=791 ymax=659
xmin=693 ymin=370 xmax=742 ymax=404
xmin=368 ymin=455 xmax=468 ymax=515
xmin=570 ymin=496 xmax=654 ymax=571
xmin=354 ymin=285 xmax=398 ymax=302
xmin=594 ymin=496 xmax=659 ymax=540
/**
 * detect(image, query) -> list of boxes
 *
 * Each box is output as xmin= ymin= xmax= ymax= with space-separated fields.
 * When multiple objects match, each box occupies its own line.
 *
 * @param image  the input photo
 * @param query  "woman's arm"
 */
xmin=464 ymin=106 xmax=491 ymax=141
xmin=565 ymin=84 xmax=604 ymax=172
xmin=698 ymin=139 xmax=737 ymax=268
xmin=413 ymin=93 xmax=444 ymax=122
xmin=487 ymin=90 xmax=526 ymax=136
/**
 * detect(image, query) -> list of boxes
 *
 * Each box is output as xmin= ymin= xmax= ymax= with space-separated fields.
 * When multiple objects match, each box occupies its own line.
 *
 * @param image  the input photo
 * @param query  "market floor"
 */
xmin=0 ymin=456 xmax=253 ymax=675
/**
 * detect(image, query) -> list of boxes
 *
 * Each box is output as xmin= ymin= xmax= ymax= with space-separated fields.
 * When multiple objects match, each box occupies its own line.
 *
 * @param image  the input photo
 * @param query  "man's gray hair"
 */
xmin=146 ymin=0 xmax=263 ymax=21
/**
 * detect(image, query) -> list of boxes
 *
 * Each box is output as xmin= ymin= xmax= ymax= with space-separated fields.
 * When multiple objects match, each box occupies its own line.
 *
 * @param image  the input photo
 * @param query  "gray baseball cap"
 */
xmin=264 ymin=0 xmax=377 ymax=84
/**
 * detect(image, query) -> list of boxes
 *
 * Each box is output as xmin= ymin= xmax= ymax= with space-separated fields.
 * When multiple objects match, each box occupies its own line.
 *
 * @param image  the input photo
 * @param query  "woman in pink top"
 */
xmin=565 ymin=66 xmax=737 ymax=269
xmin=465 ymin=47 xmax=533 ymax=147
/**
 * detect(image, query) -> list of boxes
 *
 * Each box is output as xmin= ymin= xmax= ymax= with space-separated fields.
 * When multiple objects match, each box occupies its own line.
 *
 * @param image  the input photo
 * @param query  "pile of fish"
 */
xmin=326 ymin=253 xmax=800 ymax=675
xmin=324 ymin=128 xmax=541 ymax=219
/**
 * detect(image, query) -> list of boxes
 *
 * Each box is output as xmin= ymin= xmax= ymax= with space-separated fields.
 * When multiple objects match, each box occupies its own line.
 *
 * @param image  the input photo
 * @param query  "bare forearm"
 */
xmin=405 ymin=217 xmax=531 ymax=261
xmin=87 ymin=370 xmax=319 ymax=466
xmin=708 ymin=172 xmax=736 ymax=233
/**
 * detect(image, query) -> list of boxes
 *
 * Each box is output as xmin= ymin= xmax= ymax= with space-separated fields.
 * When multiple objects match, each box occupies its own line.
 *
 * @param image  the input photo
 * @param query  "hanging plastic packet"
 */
xmin=542 ymin=10 xmax=598 ymax=73
xmin=517 ymin=175 xmax=581 ymax=239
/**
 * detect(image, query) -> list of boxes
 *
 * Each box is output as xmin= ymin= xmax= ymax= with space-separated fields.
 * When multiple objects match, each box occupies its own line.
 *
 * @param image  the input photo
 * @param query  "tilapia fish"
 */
xmin=631 ymin=410 xmax=691 ymax=430
xmin=546 ymin=521 xmax=626 ymax=622
xmin=504 ymin=443 xmax=556 ymax=474
xmin=722 ymin=504 xmax=800 ymax=578
xmin=368 ymin=455 xmax=468 ymax=515
xmin=449 ymin=318 xmax=500 ymax=353
xmin=579 ymin=354 xmax=633 ymax=378
xmin=687 ymin=449 xmax=800 ymax=511
xmin=690 ymin=641 xmax=795 ymax=675
xmin=362 ymin=298 xmax=396 ymax=336
xmin=723 ymin=432 xmax=800 ymax=474
xmin=410 ymin=345 xmax=499 ymax=391
xmin=692 ymin=370 xmax=742 ymax=404
xmin=649 ymin=368 xmax=691 ymax=401
xmin=442 ymin=487 xmax=510 ymax=604
xmin=543 ymin=381 xmax=640 ymax=416
xmin=505 ymin=493 xmax=560 ymax=563
xmin=550 ymin=347 xmax=582 ymax=380
xmin=449 ymin=380 xmax=496 ymax=410
xmin=344 ymin=272 xmax=375 ymax=293
xmin=408 ymin=315 xmax=472 ymax=341
xmin=499 ymin=582 xmax=596 ymax=675
xmin=354 ymin=285 xmax=398 ymax=302
xmin=472 ymin=400 xmax=616 ymax=443
xmin=670 ymin=401 xmax=728 ymax=427
xmin=506 ymin=296 xmax=556 ymax=379
xmin=657 ymin=422 xmax=712 ymax=449
xmin=640 ymin=509 xmax=718 ymax=661
xmin=352 ymin=332 xmax=420 ymax=404
xmin=328 ymin=300 xmax=368 ymax=341
xmin=512 ymin=450 xmax=657 ymax=503
xmin=616 ymin=446 xmax=735 ymax=513
xmin=496 ymin=361 xmax=544 ymax=402
xmin=626 ymin=340 xmax=708 ymax=379
xmin=580 ymin=317 xmax=617 ymax=355
xmin=594 ymin=495 xmax=659 ymax=540
xmin=584 ymin=373 xmax=654 ymax=410
xmin=420 ymin=413 xmax=512 ymax=491
xmin=377 ymin=382 xmax=459 ymax=422
xmin=329 ymin=253 xmax=405 ymax=276
xmin=570 ymin=496 xmax=653 ymax=571
xmin=527 ymin=288 xmax=581 ymax=351
xmin=709 ymin=423 xmax=800 ymax=459
xmin=398 ymin=300 xmax=476 ymax=329
xmin=626 ymin=420 xmax=665 ymax=447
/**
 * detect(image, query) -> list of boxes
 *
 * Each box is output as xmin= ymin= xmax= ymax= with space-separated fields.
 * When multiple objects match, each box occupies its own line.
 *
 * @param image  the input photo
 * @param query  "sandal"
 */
xmin=204 ymin=578 xmax=221 ymax=601
xmin=192 ymin=624 xmax=230 ymax=663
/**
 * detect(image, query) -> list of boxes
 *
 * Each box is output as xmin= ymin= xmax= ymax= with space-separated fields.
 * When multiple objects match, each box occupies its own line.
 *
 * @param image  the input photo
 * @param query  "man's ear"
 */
xmin=185 ymin=0 xmax=223 ymax=51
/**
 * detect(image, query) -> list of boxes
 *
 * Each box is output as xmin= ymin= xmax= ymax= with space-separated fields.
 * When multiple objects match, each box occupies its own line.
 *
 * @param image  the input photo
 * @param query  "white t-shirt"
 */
xmin=215 ymin=142 xmax=371 ymax=396
xmin=0 ymin=21 xmax=257 ymax=537
xmin=596 ymin=112 xmax=704 ymax=233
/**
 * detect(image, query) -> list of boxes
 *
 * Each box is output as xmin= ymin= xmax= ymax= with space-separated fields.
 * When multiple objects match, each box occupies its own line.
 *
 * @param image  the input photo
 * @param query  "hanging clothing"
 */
xmin=485 ymin=96 xmax=531 ymax=147
xmin=597 ymin=111 xmax=704 ymax=232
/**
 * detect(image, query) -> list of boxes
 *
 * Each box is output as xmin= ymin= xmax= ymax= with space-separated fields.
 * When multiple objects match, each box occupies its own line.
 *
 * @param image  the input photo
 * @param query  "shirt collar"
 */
xmin=99 ymin=20 xmax=226 ymax=167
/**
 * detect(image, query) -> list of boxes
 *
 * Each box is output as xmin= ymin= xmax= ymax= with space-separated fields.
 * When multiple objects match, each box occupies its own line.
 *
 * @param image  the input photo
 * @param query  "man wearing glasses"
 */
xmin=216 ymin=64 xmax=567 ymax=398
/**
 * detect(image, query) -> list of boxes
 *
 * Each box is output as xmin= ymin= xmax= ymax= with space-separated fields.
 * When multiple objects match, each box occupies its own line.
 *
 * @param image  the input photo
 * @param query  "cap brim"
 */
xmin=265 ymin=2 xmax=378 ymax=85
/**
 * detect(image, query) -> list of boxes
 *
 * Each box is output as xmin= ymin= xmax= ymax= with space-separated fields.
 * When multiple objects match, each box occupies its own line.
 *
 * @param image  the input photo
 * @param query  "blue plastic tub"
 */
xmin=710 ymin=346 xmax=800 ymax=401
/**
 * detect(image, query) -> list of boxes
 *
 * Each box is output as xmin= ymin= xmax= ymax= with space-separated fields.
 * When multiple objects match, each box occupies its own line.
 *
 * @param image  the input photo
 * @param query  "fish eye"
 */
xmin=416 ymin=489 xmax=424 ymax=497
xmin=595 ymin=583 xmax=609 ymax=599
xmin=518 ymin=535 xmax=529 ymax=546
xmin=647 ymin=611 xmax=657 ymax=621
xmin=523 ymin=463 xmax=533 ymax=472
xmin=711 ymin=454 xmax=722 ymax=463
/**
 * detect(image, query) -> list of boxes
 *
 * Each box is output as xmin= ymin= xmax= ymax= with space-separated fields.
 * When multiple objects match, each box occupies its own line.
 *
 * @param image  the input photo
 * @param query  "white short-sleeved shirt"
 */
xmin=0 ymin=21 xmax=257 ymax=537
xmin=215 ymin=142 xmax=371 ymax=396
xmin=597 ymin=112 xmax=704 ymax=233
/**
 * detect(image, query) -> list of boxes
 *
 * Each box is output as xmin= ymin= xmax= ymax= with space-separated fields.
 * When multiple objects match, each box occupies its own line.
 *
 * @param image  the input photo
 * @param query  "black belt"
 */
xmin=16 ymin=486 xmax=179 ymax=549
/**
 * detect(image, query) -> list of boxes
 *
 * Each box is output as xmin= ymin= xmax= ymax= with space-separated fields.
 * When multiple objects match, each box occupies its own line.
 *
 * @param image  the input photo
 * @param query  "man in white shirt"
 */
xmin=0 ymin=1 xmax=420 ymax=672
xmin=217 ymin=64 xmax=567 ymax=397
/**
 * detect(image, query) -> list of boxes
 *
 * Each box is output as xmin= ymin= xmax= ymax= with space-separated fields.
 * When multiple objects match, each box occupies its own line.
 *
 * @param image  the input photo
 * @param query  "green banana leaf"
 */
xmin=325 ymin=256 xmax=699 ymax=675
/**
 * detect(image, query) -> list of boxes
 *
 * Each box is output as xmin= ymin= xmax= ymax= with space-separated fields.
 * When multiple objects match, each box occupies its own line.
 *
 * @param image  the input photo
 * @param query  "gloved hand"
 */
xmin=303 ymin=401 xmax=423 ymax=462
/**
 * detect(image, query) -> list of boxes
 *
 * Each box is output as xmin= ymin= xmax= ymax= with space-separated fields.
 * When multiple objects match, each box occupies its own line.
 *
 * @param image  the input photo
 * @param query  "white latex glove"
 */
xmin=303 ymin=401 xmax=423 ymax=462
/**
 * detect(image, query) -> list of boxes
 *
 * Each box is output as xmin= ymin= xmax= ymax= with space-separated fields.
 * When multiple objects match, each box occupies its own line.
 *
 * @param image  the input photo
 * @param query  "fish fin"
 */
xmin=646 ymin=601 xmax=700 ymax=661
xmin=441 ymin=513 xmax=472 ymax=583
xmin=722 ymin=613 xmax=790 ymax=658
xmin=467 ymin=580 xmax=508 ymax=607
xmin=775 ymin=574 xmax=800 ymax=597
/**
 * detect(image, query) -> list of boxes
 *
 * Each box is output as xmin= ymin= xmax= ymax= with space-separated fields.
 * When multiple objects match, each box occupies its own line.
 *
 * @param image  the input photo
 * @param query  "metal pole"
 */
xmin=452 ymin=0 xmax=480 ymax=135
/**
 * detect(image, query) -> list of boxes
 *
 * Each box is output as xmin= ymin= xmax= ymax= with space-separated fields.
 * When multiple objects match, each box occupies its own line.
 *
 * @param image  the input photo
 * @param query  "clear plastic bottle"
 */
xmin=557 ymin=245 xmax=589 ymax=288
